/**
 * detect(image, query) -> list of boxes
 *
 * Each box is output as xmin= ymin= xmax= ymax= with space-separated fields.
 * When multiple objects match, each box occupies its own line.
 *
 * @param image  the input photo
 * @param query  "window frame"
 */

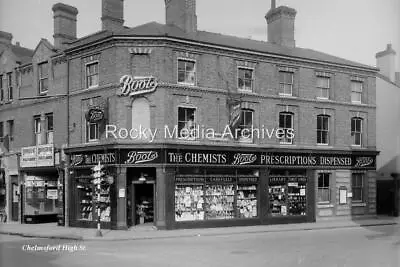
xmin=237 ymin=67 xmax=254 ymax=92
xmin=351 ymin=80 xmax=363 ymax=104
xmin=279 ymin=112 xmax=294 ymax=144
xmin=279 ymin=71 xmax=294 ymax=96
xmin=237 ymin=109 xmax=254 ymax=142
xmin=317 ymin=173 xmax=331 ymax=203
xmin=317 ymin=115 xmax=330 ymax=145
xmin=0 ymin=74 xmax=4 ymax=102
xmin=177 ymin=106 xmax=197 ymax=140
xmin=7 ymin=72 xmax=13 ymax=101
xmin=0 ymin=122 xmax=3 ymax=142
xmin=86 ymin=121 xmax=99 ymax=142
xmin=316 ymin=76 xmax=330 ymax=99
xmin=38 ymin=62 xmax=49 ymax=95
xmin=7 ymin=120 xmax=14 ymax=141
xmin=351 ymin=117 xmax=363 ymax=147
xmin=45 ymin=113 xmax=54 ymax=144
xmin=177 ymin=58 xmax=196 ymax=86
xmin=352 ymin=173 xmax=364 ymax=202
xmin=34 ymin=116 xmax=41 ymax=145
xmin=85 ymin=61 xmax=99 ymax=89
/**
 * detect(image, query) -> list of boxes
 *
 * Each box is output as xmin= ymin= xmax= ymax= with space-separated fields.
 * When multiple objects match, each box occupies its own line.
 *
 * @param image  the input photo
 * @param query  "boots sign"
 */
xmin=118 ymin=75 xmax=158 ymax=97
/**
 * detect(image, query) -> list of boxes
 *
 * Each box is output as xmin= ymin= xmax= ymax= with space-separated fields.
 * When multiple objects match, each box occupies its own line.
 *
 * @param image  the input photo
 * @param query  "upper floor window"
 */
xmin=86 ymin=62 xmax=99 ymax=88
xmin=38 ymin=62 xmax=49 ymax=94
xmin=351 ymin=81 xmax=363 ymax=103
xmin=7 ymin=72 xmax=13 ymax=101
xmin=0 ymin=75 xmax=4 ymax=102
xmin=352 ymin=173 xmax=364 ymax=202
xmin=0 ymin=122 xmax=3 ymax=142
xmin=237 ymin=68 xmax=253 ymax=92
xmin=46 ymin=113 xmax=53 ymax=144
xmin=351 ymin=117 xmax=363 ymax=146
xmin=237 ymin=109 xmax=253 ymax=142
xmin=178 ymin=107 xmax=196 ymax=140
xmin=279 ymin=71 xmax=293 ymax=96
xmin=317 ymin=173 xmax=331 ymax=203
xmin=317 ymin=115 xmax=329 ymax=145
xmin=316 ymin=76 xmax=330 ymax=99
xmin=177 ymin=59 xmax=196 ymax=85
xmin=279 ymin=112 xmax=294 ymax=144
xmin=86 ymin=122 xmax=99 ymax=142
xmin=34 ymin=116 xmax=42 ymax=145
xmin=7 ymin=120 xmax=14 ymax=141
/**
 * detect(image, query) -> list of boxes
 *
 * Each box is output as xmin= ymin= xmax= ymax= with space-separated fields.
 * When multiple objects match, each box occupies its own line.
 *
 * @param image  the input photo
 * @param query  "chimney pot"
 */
xmin=16 ymin=41 xmax=20 ymax=46
xmin=165 ymin=0 xmax=197 ymax=34
xmin=52 ymin=3 xmax=78 ymax=49
xmin=376 ymin=44 xmax=397 ymax=82
xmin=101 ymin=0 xmax=124 ymax=32
xmin=0 ymin=31 xmax=13 ymax=46
xmin=265 ymin=5 xmax=297 ymax=48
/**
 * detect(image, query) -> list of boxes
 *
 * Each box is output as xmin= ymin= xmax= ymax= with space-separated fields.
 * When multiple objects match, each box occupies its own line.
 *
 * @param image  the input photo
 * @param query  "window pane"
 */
xmin=185 ymin=62 xmax=194 ymax=72
xmin=244 ymin=111 xmax=253 ymax=127
xmin=285 ymin=114 xmax=292 ymax=128
xmin=279 ymin=114 xmax=285 ymax=128
xmin=47 ymin=114 xmax=53 ymax=131
xmin=178 ymin=72 xmax=185 ymax=83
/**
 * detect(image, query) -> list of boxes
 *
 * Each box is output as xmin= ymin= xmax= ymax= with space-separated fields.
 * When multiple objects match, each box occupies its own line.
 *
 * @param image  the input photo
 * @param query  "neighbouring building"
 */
xmin=0 ymin=3 xmax=75 ymax=224
xmin=1 ymin=0 xmax=380 ymax=230
xmin=375 ymin=44 xmax=400 ymax=216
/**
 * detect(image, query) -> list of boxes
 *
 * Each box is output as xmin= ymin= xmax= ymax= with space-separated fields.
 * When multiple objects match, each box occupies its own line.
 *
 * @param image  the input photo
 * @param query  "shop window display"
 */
xmin=175 ymin=184 xmax=205 ymax=221
xmin=174 ymin=174 xmax=258 ymax=222
xmin=76 ymin=177 xmax=111 ymax=222
xmin=204 ymin=184 xmax=235 ymax=220
xmin=24 ymin=176 xmax=60 ymax=218
xmin=269 ymin=176 xmax=307 ymax=216
xmin=237 ymin=184 xmax=257 ymax=218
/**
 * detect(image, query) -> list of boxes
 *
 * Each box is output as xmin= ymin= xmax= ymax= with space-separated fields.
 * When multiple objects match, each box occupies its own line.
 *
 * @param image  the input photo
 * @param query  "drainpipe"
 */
xmin=64 ymin=56 xmax=70 ymax=227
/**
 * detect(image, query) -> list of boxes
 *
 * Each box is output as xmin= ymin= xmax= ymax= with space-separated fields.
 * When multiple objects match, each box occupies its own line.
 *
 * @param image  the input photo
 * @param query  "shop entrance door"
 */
xmin=130 ymin=182 xmax=155 ymax=226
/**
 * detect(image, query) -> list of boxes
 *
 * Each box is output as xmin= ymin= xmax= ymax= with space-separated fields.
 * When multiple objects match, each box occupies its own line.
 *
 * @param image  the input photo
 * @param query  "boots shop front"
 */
xmin=67 ymin=146 xmax=377 ymax=230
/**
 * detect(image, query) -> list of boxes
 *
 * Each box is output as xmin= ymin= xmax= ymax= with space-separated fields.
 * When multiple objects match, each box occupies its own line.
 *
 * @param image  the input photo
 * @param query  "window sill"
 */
xmin=351 ymin=202 xmax=366 ymax=207
xmin=279 ymin=142 xmax=294 ymax=145
xmin=86 ymin=85 xmax=99 ymax=90
xmin=177 ymin=82 xmax=196 ymax=87
xmin=238 ymin=89 xmax=253 ymax=93
xmin=317 ymin=143 xmax=329 ymax=146
xmin=316 ymin=97 xmax=330 ymax=101
xmin=317 ymin=203 xmax=334 ymax=208
xmin=279 ymin=93 xmax=295 ymax=98
xmin=351 ymin=101 xmax=362 ymax=105
xmin=238 ymin=138 xmax=253 ymax=143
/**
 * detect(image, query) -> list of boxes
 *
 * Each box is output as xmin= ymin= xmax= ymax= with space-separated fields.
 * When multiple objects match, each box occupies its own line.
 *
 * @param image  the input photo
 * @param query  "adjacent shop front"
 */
xmin=20 ymin=144 xmax=64 ymax=224
xmin=66 ymin=146 xmax=377 ymax=230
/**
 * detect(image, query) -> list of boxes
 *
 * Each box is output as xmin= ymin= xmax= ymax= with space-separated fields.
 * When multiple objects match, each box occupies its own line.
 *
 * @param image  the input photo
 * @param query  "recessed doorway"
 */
xmin=134 ymin=183 xmax=154 ymax=225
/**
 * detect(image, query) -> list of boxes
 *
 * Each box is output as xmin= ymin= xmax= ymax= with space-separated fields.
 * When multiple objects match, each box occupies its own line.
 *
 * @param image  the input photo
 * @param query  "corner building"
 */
xmin=64 ymin=0 xmax=379 ymax=230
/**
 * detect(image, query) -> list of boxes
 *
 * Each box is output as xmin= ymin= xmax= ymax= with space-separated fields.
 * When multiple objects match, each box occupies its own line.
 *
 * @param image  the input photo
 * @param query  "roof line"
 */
xmin=66 ymin=35 xmax=378 ymax=73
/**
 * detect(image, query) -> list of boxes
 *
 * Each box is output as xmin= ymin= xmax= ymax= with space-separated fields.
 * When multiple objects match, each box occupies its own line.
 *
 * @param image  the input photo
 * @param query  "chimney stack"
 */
xmin=101 ymin=0 xmax=124 ymax=32
xmin=376 ymin=44 xmax=396 ymax=82
xmin=52 ymin=3 xmax=78 ymax=49
xmin=265 ymin=2 xmax=297 ymax=48
xmin=165 ymin=0 xmax=197 ymax=34
xmin=0 ymin=31 xmax=13 ymax=46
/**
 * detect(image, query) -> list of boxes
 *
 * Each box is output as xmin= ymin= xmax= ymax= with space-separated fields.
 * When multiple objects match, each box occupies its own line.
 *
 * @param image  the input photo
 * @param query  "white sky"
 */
xmin=0 ymin=0 xmax=399 ymax=68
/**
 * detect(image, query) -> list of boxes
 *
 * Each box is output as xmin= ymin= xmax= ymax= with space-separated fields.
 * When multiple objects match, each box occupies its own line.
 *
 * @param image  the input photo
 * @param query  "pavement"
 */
xmin=0 ymin=215 xmax=399 ymax=242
